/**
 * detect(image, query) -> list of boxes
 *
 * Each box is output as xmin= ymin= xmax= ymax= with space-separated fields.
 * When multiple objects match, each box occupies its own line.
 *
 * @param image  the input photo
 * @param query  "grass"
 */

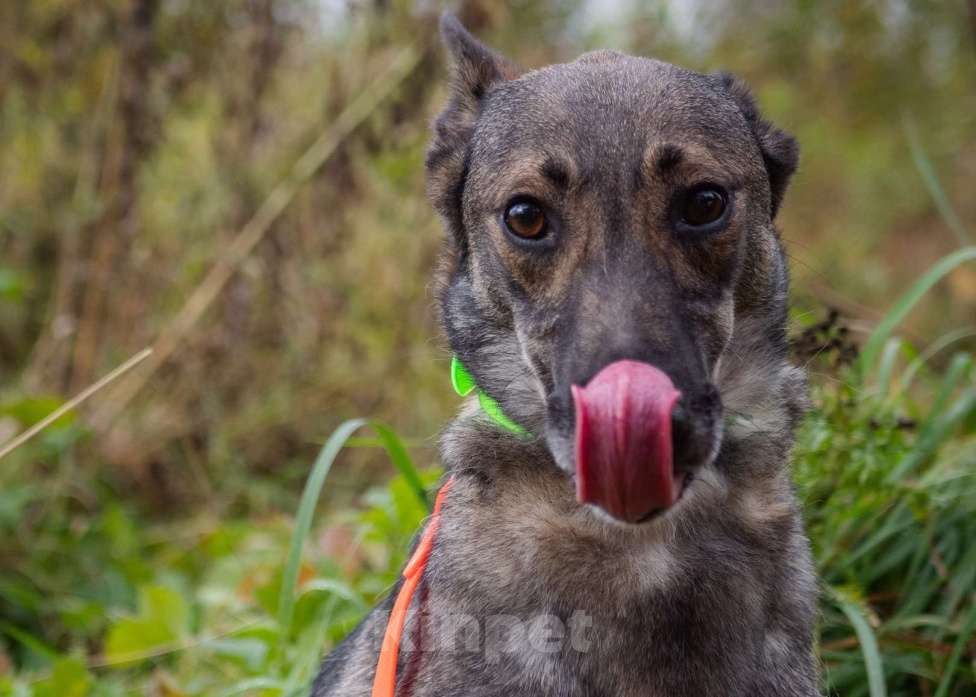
xmin=796 ymin=264 xmax=976 ymax=697
xmin=798 ymin=353 xmax=976 ymax=696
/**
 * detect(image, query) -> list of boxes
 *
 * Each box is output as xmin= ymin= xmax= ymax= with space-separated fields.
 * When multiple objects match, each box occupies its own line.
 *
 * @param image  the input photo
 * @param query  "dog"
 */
xmin=313 ymin=13 xmax=819 ymax=696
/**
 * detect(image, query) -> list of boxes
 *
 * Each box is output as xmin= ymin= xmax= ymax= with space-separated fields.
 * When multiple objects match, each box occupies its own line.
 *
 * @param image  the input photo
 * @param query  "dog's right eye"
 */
xmin=503 ymin=201 xmax=547 ymax=240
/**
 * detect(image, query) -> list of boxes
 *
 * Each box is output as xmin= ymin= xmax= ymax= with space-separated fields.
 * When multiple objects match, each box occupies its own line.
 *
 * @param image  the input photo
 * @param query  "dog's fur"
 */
xmin=313 ymin=15 xmax=819 ymax=696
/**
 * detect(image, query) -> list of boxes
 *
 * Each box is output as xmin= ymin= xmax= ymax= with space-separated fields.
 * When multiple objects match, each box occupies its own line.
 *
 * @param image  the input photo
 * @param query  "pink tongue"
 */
xmin=572 ymin=360 xmax=682 ymax=523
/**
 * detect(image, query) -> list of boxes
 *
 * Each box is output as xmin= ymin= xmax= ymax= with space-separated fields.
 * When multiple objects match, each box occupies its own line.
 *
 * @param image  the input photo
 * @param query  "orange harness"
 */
xmin=371 ymin=477 xmax=454 ymax=697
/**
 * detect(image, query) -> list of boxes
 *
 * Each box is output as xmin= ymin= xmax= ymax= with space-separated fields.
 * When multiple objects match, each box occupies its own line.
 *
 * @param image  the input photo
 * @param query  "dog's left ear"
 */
xmin=427 ymin=14 xmax=521 ymax=253
xmin=716 ymin=72 xmax=798 ymax=219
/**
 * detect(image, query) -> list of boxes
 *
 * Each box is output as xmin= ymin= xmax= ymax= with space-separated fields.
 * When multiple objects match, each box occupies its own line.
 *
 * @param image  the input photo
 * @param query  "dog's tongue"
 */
xmin=572 ymin=360 xmax=682 ymax=523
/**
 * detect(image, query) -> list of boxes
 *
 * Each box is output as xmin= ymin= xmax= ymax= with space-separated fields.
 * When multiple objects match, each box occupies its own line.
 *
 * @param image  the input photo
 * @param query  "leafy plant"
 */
xmin=797 ymin=249 xmax=976 ymax=697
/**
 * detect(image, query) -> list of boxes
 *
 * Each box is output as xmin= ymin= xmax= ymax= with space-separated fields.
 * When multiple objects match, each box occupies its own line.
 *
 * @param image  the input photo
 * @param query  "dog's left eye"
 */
xmin=503 ymin=201 xmax=547 ymax=240
xmin=676 ymin=185 xmax=729 ymax=232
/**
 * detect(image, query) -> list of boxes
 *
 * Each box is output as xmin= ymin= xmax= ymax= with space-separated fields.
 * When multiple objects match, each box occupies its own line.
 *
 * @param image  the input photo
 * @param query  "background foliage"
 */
xmin=0 ymin=1 xmax=975 ymax=695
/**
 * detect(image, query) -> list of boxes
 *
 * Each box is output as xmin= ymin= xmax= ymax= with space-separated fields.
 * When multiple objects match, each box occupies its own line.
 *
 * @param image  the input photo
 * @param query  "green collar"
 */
xmin=451 ymin=355 xmax=527 ymax=436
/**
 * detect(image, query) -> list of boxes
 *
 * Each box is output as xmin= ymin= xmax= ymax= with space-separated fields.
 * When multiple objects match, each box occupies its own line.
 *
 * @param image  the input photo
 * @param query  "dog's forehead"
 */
xmin=472 ymin=52 xmax=756 ymax=169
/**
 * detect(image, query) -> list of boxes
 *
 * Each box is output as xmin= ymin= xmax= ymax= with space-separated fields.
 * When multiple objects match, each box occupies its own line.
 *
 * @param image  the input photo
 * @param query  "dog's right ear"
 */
xmin=427 ymin=14 xmax=521 ymax=254
xmin=438 ymin=13 xmax=521 ymax=116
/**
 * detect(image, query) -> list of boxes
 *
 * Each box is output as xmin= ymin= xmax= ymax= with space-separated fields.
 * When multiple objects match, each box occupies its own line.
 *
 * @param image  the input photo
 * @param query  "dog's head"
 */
xmin=429 ymin=15 xmax=801 ymax=525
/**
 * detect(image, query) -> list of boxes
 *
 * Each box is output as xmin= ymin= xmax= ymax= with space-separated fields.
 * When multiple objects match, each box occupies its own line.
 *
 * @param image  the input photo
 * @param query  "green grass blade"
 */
xmin=835 ymin=595 xmax=889 ymax=697
xmin=926 ymin=353 xmax=974 ymax=425
xmin=277 ymin=418 xmax=431 ymax=642
xmin=932 ymin=599 xmax=976 ymax=697
xmin=875 ymin=337 xmax=903 ymax=397
xmin=936 ymin=545 xmax=976 ymax=640
xmin=899 ymin=327 xmax=976 ymax=393
xmin=368 ymin=420 xmax=430 ymax=512
xmin=283 ymin=596 xmax=342 ymax=696
xmin=219 ymin=677 xmax=287 ymax=697
xmin=0 ymin=620 xmax=59 ymax=661
xmin=841 ymin=503 xmax=911 ymax=572
xmin=888 ymin=389 xmax=976 ymax=482
xmin=300 ymin=578 xmax=368 ymax=611
xmin=343 ymin=436 xmax=427 ymax=449
xmin=901 ymin=112 xmax=971 ymax=247
xmin=277 ymin=418 xmax=367 ymax=639
xmin=858 ymin=246 xmax=976 ymax=375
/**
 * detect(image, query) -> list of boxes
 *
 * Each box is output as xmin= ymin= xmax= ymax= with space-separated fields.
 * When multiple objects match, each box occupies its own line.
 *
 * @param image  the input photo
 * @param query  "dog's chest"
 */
xmin=410 ymin=503 xmax=770 ymax=695
xmin=402 ymin=583 xmax=767 ymax=697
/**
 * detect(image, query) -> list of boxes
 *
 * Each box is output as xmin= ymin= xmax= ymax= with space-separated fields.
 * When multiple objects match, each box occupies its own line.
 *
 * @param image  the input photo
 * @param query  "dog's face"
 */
xmin=429 ymin=16 xmax=798 ymax=525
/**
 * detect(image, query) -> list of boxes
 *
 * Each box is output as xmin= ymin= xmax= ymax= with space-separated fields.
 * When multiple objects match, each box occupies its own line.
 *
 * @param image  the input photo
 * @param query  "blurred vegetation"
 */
xmin=0 ymin=0 xmax=975 ymax=695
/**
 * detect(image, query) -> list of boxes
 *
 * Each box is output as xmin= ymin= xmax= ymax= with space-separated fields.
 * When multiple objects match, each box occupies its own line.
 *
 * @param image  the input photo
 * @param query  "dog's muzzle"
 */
xmin=551 ymin=359 xmax=722 ymax=524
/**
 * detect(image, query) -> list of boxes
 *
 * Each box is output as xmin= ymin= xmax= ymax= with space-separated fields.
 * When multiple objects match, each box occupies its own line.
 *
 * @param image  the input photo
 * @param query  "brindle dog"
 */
xmin=313 ymin=14 xmax=820 ymax=697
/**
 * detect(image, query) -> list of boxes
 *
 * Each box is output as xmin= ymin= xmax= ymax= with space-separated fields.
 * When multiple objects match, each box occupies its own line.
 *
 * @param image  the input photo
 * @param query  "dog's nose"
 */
xmin=671 ymin=384 xmax=721 ymax=470
xmin=671 ymin=402 xmax=694 ymax=455
xmin=690 ymin=383 xmax=721 ymax=416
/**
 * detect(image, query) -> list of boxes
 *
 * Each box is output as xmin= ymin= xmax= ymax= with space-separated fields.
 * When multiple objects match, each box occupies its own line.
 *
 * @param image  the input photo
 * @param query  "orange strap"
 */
xmin=371 ymin=477 xmax=454 ymax=697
